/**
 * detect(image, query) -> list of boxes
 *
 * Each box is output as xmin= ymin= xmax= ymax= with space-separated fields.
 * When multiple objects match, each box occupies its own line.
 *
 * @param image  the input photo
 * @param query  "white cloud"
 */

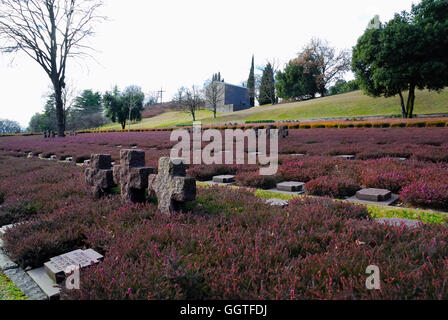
xmin=0 ymin=0 xmax=417 ymax=127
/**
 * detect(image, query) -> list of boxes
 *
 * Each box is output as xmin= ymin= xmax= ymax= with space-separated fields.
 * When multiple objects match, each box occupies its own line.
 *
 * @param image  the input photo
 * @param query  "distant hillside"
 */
xmin=100 ymin=89 xmax=448 ymax=129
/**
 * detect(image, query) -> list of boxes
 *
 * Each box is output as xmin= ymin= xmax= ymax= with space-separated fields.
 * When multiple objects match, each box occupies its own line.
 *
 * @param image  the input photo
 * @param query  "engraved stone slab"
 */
xmin=335 ymin=155 xmax=356 ymax=160
xmin=277 ymin=182 xmax=305 ymax=192
xmin=376 ymin=218 xmax=421 ymax=228
xmin=356 ymin=188 xmax=392 ymax=202
xmin=265 ymin=199 xmax=289 ymax=207
xmin=44 ymin=249 xmax=103 ymax=284
xmin=290 ymin=154 xmax=305 ymax=157
xmin=213 ymin=175 xmax=235 ymax=184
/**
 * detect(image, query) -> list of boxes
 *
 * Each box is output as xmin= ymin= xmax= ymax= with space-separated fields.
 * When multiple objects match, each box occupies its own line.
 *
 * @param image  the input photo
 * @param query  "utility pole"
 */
xmin=158 ymin=88 xmax=166 ymax=104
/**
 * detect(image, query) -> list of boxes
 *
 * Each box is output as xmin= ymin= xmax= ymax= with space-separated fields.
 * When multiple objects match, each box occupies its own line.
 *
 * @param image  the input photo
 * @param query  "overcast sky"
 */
xmin=0 ymin=0 xmax=417 ymax=127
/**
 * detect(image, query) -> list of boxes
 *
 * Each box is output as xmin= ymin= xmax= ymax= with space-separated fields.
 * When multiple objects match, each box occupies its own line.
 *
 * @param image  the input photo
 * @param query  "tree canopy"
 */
xmin=103 ymin=86 xmax=145 ymax=130
xmin=275 ymin=63 xmax=318 ymax=101
xmin=0 ymin=0 xmax=105 ymax=136
xmin=293 ymin=38 xmax=351 ymax=97
xmin=0 ymin=119 xmax=21 ymax=134
xmin=352 ymin=0 xmax=448 ymax=118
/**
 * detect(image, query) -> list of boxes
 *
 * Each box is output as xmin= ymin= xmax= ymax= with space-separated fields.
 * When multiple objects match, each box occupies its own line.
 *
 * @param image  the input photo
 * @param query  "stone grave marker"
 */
xmin=347 ymin=188 xmax=399 ymax=206
xmin=113 ymin=149 xmax=155 ymax=203
xmin=376 ymin=218 xmax=420 ymax=228
xmin=265 ymin=199 xmax=289 ymax=207
xmin=277 ymin=181 xmax=305 ymax=193
xmin=356 ymin=188 xmax=392 ymax=202
xmin=335 ymin=155 xmax=356 ymax=160
xmin=212 ymin=175 xmax=235 ymax=184
xmin=279 ymin=126 xmax=289 ymax=138
xmin=85 ymin=154 xmax=115 ymax=198
xmin=44 ymin=249 xmax=103 ymax=284
xmin=148 ymin=157 xmax=196 ymax=214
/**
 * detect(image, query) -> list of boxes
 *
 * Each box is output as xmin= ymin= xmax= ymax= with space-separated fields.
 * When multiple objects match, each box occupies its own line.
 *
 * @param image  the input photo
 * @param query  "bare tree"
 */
xmin=0 ymin=119 xmax=22 ymax=134
xmin=293 ymin=38 xmax=351 ymax=97
xmin=204 ymin=81 xmax=224 ymax=119
xmin=0 ymin=0 xmax=105 ymax=137
xmin=173 ymin=86 xmax=204 ymax=122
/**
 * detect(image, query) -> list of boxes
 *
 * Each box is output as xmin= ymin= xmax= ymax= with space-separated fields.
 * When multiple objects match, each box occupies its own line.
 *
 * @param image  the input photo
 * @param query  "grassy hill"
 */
xmin=101 ymin=89 xmax=448 ymax=129
xmin=100 ymin=110 xmax=217 ymax=130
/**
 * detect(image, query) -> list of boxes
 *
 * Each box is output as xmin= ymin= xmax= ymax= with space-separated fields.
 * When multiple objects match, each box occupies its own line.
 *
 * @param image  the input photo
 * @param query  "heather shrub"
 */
xmin=414 ymin=149 xmax=448 ymax=163
xmin=0 ymin=192 xmax=4 ymax=205
xmin=400 ymin=182 xmax=448 ymax=211
xmin=0 ymin=199 xmax=42 ymax=227
xmin=3 ymin=198 xmax=120 ymax=268
xmin=188 ymin=164 xmax=237 ymax=181
xmin=305 ymin=176 xmax=360 ymax=198
xmin=361 ymin=171 xmax=411 ymax=193
xmin=62 ymin=187 xmax=448 ymax=300
xmin=235 ymin=171 xmax=279 ymax=189
xmin=279 ymin=159 xmax=331 ymax=182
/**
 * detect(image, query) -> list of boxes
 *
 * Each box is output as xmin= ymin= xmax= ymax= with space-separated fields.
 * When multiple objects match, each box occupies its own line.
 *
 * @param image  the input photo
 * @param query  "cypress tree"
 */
xmin=247 ymin=55 xmax=255 ymax=107
xmin=259 ymin=63 xmax=276 ymax=105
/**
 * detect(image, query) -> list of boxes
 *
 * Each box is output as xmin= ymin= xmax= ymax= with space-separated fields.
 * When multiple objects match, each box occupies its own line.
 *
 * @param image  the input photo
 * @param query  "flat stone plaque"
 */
xmin=376 ymin=218 xmax=420 ymax=228
xmin=265 ymin=199 xmax=289 ymax=207
xmin=290 ymin=154 xmax=305 ymax=157
xmin=356 ymin=188 xmax=392 ymax=202
xmin=277 ymin=182 xmax=305 ymax=192
xmin=335 ymin=155 xmax=356 ymax=160
xmin=44 ymin=249 xmax=103 ymax=284
xmin=213 ymin=175 xmax=236 ymax=184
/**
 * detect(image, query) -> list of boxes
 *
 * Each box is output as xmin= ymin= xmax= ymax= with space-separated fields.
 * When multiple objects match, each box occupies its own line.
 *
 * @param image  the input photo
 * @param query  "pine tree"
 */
xmin=259 ymin=63 xmax=276 ymax=105
xmin=247 ymin=55 xmax=255 ymax=107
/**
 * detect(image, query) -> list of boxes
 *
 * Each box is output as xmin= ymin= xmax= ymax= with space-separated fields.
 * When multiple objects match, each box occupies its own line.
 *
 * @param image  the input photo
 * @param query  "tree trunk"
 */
xmin=53 ymin=81 xmax=66 ymax=137
xmin=398 ymin=92 xmax=407 ymax=118
xmin=121 ymin=122 xmax=126 ymax=130
xmin=406 ymin=85 xmax=416 ymax=119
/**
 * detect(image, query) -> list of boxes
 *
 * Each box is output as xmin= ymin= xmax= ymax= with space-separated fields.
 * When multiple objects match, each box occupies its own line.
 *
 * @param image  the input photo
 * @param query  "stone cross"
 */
xmin=148 ymin=157 xmax=196 ymax=214
xmin=113 ymin=149 xmax=155 ymax=203
xmin=279 ymin=125 xmax=289 ymax=138
xmin=85 ymin=154 xmax=115 ymax=198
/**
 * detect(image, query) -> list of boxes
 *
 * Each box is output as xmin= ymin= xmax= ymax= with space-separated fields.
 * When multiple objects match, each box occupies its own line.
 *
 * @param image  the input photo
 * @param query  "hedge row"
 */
xmin=73 ymin=119 xmax=448 ymax=133
xmin=1 ymin=119 xmax=447 ymax=138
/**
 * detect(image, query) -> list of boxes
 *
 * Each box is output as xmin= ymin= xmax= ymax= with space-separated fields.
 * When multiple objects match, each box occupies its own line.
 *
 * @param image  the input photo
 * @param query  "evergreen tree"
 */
xmin=72 ymin=90 xmax=102 ymax=115
xmin=247 ymin=55 xmax=256 ymax=107
xmin=258 ymin=63 xmax=276 ymax=105
xmin=103 ymin=86 xmax=145 ymax=130
xmin=276 ymin=63 xmax=318 ymax=101
xmin=352 ymin=0 xmax=448 ymax=118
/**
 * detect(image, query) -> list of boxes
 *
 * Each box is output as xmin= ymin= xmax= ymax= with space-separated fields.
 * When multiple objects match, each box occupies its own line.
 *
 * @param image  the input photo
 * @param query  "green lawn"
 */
xmin=200 ymin=89 xmax=448 ymax=124
xmin=0 ymin=272 xmax=27 ymax=300
xmin=100 ymin=110 xmax=217 ymax=130
xmin=101 ymin=89 xmax=448 ymax=129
